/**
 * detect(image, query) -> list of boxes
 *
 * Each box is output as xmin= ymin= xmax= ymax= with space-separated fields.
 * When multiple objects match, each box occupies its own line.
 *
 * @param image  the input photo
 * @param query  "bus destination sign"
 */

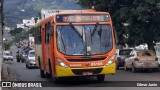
xmin=56 ymin=14 xmax=110 ymax=22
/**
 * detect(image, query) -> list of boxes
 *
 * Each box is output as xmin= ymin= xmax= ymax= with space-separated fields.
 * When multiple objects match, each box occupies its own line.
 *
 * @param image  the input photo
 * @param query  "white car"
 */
xmin=155 ymin=43 xmax=160 ymax=65
xmin=124 ymin=50 xmax=159 ymax=72
xmin=25 ymin=50 xmax=37 ymax=69
xmin=3 ymin=51 xmax=13 ymax=61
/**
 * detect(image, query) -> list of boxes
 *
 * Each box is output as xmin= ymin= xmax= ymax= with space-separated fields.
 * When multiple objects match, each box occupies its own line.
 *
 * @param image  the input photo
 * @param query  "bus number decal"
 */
xmin=90 ymin=62 xmax=103 ymax=66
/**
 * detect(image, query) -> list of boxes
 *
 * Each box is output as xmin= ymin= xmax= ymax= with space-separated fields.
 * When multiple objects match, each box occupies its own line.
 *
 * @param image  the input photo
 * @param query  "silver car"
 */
xmin=3 ymin=51 xmax=13 ymax=61
xmin=124 ymin=50 xmax=159 ymax=72
xmin=116 ymin=49 xmax=133 ymax=69
xmin=25 ymin=50 xmax=37 ymax=69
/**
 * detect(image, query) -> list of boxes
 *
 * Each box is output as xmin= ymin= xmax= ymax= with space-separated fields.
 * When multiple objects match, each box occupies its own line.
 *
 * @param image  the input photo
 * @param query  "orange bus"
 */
xmin=34 ymin=10 xmax=117 ymax=82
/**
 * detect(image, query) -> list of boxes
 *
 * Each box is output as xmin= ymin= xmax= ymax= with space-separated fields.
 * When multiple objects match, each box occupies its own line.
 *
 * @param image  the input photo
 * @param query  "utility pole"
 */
xmin=0 ymin=0 xmax=4 ymax=57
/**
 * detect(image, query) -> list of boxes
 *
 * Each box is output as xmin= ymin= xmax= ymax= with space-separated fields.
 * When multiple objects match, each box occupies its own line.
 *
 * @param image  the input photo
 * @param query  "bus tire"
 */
xmin=40 ymin=69 xmax=46 ymax=78
xmin=47 ymin=59 xmax=52 ymax=78
xmin=54 ymin=77 xmax=61 ymax=84
xmin=38 ymin=57 xmax=46 ymax=78
xmin=97 ymin=75 xmax=105 ymax=81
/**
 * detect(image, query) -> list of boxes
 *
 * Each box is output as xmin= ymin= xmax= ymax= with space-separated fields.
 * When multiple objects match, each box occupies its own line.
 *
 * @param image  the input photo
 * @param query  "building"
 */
xmin=16 ymin=17 xmax=39 ymax=29
xmin=4 ymin=26 xmax=11 ymax=31
xmin=16 ymin=24 xmax=25 ymax=28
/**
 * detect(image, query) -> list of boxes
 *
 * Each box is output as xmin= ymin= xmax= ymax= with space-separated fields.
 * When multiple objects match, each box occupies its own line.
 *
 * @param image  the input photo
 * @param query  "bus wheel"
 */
xmin=53 ymin=77 xmax=61 ymax=84
xmin=40 ymin=69 xmax=46 ymax=78
xmin=48 ymin=59 xmax=52 ymax=78
xmin=38 ymin=57 xmax=46 ymax=78
xmin=97 ymin=75 xmax=105 ymax=81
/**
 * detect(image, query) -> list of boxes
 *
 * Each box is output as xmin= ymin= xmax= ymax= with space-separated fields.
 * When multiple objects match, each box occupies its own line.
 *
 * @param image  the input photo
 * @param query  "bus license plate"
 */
xmin=82 ymin=72 xmax=93 ymax=75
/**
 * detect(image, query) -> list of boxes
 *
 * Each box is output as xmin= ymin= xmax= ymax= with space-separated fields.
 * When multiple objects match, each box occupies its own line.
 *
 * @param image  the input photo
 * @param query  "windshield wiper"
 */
xmin=91 ymin=22 xmax=99 ymax=37
xmin=59 ymin=26 xmax=66 ymax=53
xmin=69 ymin=23 xmax=82 ymax=38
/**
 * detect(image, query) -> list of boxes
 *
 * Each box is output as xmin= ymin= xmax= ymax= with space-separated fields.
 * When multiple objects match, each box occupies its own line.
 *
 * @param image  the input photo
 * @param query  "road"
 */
xmin=2 ymin=45 xmax=160 ymax=90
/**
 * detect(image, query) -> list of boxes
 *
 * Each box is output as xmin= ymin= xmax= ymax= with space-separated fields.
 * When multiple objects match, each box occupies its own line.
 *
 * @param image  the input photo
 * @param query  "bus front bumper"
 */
xmin=56 ymin=63 xmax=116 ymax=77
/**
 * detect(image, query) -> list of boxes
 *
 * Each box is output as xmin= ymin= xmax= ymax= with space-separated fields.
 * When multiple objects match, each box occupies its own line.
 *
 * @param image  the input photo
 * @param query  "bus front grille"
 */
xmin=72 ymin=68 xmax=103 ymax=75
xmin=67 ymin=57 xmax=106 ymax=62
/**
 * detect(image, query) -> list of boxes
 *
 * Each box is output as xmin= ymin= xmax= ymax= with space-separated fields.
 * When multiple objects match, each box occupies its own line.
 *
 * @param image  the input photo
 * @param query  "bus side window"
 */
xmin=35 ymin=26 xmax=41 ymax=44
xmin=45 ymin=22 xmax=51 ymax=44
xmin=50 ymin=27 xmax=54 ymax=36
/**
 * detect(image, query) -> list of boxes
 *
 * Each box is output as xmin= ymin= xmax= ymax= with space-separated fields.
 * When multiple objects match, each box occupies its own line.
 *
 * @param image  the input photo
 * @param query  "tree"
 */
xmin=15 ymin=30 xmax=29 ymax=42
xmin=10 ymin=28 xmax=23 ymax=36
xmin=10 ymin=28 xmax=29 ymax=42
xmin=77 ymin=0 xmax=160 ymax=51
xmin=3 ymin=42 xmax=13 ymax=50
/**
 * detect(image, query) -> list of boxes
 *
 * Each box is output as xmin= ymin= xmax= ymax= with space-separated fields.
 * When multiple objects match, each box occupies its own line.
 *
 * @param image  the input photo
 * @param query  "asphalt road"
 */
xmin=2 ymin=45 xmax=160 ymax=90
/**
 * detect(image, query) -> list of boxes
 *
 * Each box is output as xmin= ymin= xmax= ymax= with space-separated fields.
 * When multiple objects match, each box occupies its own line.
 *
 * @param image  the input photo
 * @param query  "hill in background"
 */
xmin=4 ymin=0 xmax=82 ymax=27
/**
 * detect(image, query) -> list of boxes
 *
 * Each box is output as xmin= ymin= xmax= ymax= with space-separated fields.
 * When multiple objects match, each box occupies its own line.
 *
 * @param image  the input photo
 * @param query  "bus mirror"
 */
xmin=49 ymin=28 xmax=54 ymax=36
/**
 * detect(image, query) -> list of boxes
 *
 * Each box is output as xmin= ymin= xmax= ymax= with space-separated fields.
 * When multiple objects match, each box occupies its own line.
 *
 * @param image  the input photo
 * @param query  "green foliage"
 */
xmin=15 ymin=30 xmax=29 ymax=42
xmin=10 ymin=28 xmax=23 ymax=36
xmin=3 ymin=42 xmax=13 ymax=50
xmin=77 ymin=0 xmax=160 ymax=50
xmin=10 ymin=28 xmax=29 ymax=42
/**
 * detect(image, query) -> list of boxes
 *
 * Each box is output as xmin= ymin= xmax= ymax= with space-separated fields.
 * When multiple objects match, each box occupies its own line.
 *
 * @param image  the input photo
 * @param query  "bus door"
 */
xmin=41 ymin=26 xmax=47 ymax=72
xmin=49 ymin=24 xmax=56 ymax=76
xmin=44 ymin=22 xmax=53 ymax=74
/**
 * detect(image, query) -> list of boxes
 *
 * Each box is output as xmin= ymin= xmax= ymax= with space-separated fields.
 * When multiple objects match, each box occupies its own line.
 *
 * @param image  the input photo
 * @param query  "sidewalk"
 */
xmin=0 ymin=56 xmax=14 ymax=90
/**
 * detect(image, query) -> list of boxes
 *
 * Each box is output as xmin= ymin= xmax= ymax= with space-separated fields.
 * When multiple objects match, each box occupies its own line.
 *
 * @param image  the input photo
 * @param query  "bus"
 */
xmin=34 ymin=9 xmax=117 ymax=82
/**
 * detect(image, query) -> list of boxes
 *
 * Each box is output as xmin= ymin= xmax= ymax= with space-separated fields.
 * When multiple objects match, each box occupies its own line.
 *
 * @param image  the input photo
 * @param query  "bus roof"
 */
xmin=35 ymin=10 xmax=110 ymax=27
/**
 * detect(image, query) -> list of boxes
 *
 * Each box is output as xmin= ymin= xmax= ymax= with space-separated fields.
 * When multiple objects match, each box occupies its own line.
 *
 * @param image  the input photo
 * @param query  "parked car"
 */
xmin=124 ymin=50 xmax=159 ymax=72
xmin=25 ymin=50 xmax=36 ymax=69
xmin=3 ymin=51 xmax=13 ymax=61
xmin=155 ymin=43 xmax=160 ymax=66
xmin=116 ymin=49 xmax=133 ymax=69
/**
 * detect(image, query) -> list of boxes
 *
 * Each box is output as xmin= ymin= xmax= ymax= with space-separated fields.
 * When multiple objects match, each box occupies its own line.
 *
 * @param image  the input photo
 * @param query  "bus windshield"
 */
xmin=56 ymin=24 xmax=112 ymax=55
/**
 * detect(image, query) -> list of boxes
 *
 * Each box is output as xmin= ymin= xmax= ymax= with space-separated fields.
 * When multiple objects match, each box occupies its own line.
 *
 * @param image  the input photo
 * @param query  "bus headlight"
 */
xmin=106 ymin=55 xmax=115 ymax=66
xmin=57 ymin=58 xmax=68 ymax=68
